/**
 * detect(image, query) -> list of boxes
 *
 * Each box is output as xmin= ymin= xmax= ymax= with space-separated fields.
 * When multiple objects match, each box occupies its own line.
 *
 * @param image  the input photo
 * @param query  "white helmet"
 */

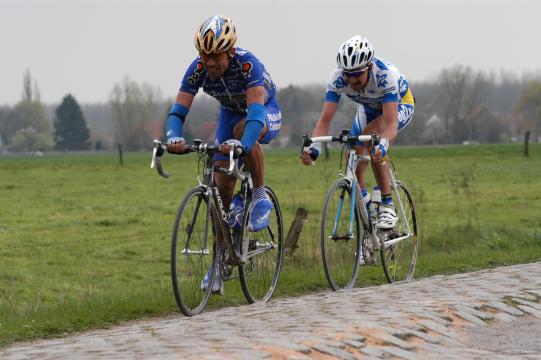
xmin=336 ymin=35 xmax=374 ymax=71
xmin=195 ymin=15 xmax=237 ymax=54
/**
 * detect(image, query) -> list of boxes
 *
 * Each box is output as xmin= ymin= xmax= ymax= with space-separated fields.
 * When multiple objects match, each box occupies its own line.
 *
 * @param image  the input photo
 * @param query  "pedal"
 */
xmin=249 ymin=239 xmax=257 ymax=251
xmin=221 ymin=264 xmax=238 ymax=281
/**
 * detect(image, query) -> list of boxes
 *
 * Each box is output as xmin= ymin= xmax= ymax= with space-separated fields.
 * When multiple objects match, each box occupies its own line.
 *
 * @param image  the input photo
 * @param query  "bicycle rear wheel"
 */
xmin=321 ymin=179 xmax=362 ymax=290
xmin=380 ymin=180 xmax=419 ymax=283
xmin=239 ymin=186 xmax=283 ymax=303
xmin=171 ymin=187 xmax=215 ymax=316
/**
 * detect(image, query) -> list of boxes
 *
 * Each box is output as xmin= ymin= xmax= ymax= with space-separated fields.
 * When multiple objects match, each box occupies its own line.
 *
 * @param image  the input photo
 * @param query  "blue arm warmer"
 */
xmin=165 ymin=103 xmax=189 ymax=141
xmin=240 ymin=103 xmax=265 ymax=152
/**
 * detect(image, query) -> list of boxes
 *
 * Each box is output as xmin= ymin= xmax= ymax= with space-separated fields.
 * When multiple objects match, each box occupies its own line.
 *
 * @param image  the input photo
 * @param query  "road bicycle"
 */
xmin=301 ymin=129 xmax=418 ymax=290
xmin=151 ymin=139 xmax=283 ymax=316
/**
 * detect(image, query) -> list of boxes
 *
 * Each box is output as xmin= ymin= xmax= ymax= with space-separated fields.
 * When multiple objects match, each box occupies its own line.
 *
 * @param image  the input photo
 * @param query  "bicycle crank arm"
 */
xmin=245 ymin=242 xmax=276 ymax=259
xmin=181 ymin=248 xmax=211 ymax=256
xmin=383 ymin=233 xmax=413 ymax=248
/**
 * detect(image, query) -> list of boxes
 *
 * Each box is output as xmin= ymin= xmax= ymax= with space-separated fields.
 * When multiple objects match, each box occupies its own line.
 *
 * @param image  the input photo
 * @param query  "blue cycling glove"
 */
xmin=307 ymin=142 xmax=321 ymax=161
xmin=370 ymin=138 xmax=389 ymax=158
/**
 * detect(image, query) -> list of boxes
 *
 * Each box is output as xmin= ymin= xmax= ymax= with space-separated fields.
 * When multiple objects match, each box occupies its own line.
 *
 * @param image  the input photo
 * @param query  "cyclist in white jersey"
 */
xmin=300 ymin=35 xmax=415 ymax=229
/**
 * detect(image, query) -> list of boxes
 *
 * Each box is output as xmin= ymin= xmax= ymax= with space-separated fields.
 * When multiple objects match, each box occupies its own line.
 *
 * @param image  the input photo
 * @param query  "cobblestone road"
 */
xmin=2 ymin=262 xmax=541 ymax=359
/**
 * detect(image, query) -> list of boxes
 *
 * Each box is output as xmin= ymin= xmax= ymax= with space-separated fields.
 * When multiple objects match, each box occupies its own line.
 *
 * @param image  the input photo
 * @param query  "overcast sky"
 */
xmin=1 ymin=0 xmax=540 ymax=104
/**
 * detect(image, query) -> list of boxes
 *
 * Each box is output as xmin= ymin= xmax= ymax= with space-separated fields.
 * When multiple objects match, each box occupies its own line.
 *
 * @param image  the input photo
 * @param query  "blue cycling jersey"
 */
xmin=180 ymin=47 xmax=277 ymax=114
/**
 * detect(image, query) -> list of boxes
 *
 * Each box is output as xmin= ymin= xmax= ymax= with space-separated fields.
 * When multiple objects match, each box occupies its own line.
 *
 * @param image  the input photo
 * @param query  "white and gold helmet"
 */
xmin=194 ymin=15 xmax=237 ymax=54
xmin=336 ymin=35 xmax=374 ymax=71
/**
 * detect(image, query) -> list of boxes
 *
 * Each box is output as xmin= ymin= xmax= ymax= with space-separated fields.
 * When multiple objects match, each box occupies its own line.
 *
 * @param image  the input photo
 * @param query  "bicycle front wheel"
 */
xmin=239 ymin=186 xmax=283 ymax=303
xmin=171 ymin=187 xmax=215 ymax=316
xmin=321 ymin=179 xmax=362 ymax=291
xmin=380 ymin=180 xmax=419 ymax=283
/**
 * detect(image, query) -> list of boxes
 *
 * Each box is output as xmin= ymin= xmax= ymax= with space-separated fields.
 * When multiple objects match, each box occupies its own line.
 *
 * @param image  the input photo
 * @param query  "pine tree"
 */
xmin=54 ymin=94 xmax=90 ymax=150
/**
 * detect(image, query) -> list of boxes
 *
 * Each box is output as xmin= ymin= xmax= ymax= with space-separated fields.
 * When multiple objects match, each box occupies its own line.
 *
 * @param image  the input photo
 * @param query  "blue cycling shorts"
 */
xmin=214 ymin=97 xmax=282 ymax=160
xmin=351 ymin=103 xmax=414 ymax=140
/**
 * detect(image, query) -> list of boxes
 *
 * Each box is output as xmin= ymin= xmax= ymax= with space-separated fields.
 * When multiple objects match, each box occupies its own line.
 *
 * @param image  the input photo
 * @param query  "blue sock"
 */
xmin=382 ymin=194 xmax=393 ymax=206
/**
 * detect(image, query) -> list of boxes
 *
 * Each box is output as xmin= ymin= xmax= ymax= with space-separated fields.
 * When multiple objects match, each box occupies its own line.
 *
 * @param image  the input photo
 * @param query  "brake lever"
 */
xmin=301 ymin=134 xmax=312 ymax=154
xmin=150 ymin=139 xmax=170 ymax=178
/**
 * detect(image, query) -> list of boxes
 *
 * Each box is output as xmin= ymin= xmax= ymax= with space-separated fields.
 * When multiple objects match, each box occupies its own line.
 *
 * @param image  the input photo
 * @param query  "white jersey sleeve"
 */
xmin=325 ymin=68 xmax=348 ymax=103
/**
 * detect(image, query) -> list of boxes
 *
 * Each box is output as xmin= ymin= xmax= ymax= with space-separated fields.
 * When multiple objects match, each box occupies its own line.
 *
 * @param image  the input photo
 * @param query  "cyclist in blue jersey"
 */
xmin=300 ymin=35 xmax=415 ymax=230
xmin=164 ymin=15 xmax=282 ymax=295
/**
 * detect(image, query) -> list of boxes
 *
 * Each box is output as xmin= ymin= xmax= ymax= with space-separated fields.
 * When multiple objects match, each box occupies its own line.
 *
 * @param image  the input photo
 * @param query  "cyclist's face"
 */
xmin=199 ymin=51 xmax=230 ymax=79
xmin=343 ymin=67 xmax=370 ymax=91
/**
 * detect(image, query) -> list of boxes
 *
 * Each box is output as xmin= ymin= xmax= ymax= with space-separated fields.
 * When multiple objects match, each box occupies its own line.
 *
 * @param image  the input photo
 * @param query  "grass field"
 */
xmin=1 ymin=143 xmax=540 ymax=346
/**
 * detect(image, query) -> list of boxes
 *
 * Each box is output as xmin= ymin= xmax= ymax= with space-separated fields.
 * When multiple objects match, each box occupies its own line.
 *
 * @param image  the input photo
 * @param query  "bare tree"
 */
xmin=109 ymin=77 xmax=163 ymax=150
xmin=515 ymin=80 xmax=541 ymax=141
xmin=435 ymin=65 xmax=489 ymax=143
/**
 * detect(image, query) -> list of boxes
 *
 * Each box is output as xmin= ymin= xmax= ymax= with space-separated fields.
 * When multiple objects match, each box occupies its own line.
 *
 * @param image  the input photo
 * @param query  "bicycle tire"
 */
xmin=380 ymin=180 xmax=419 ymax=283
xmin=321 ymin=179 xmax=362 ymax=290
xmin=239 ymin=186 xmax=283 ymax=303
xmin=171 ymin=187 xmax=216 ymax=316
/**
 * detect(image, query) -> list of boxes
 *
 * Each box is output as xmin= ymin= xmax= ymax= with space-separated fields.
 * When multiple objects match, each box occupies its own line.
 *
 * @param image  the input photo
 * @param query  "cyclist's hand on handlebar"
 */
xmin=370 ymin=137 xmax=389 ymax=163
xmin=219 ymin=139 xmax=245 ymax=158
xmin=300 ymin=148 xmax=318 ymax=166
xmin=166 ymin=137 xmax=188 ymax=154
xmin=299 ymin=142 xmax=320 ymax=166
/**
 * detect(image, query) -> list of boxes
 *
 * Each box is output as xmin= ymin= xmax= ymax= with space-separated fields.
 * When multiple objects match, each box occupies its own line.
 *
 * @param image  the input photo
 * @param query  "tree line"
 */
xmin=1 ymin=66 xmax=540 ymax=153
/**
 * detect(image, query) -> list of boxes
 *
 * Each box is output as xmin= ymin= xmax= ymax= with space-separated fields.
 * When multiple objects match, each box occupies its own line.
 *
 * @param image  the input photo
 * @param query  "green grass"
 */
xmin=1 ymin=143 xmax=540 ymax=346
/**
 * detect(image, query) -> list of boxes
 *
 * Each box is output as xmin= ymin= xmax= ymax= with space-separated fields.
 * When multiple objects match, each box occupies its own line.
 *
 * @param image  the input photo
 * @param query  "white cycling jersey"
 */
xmin=325 ymin=57 xmax=413 ymax=111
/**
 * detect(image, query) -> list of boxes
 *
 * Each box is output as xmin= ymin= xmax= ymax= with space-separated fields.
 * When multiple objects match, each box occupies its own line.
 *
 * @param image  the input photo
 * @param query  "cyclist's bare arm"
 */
xmin=246 ymin=85 xmax=265 ymax=107
xmin=368 ymin=101 xmax=398 ymax=162
xmin=167 ymin=91 xmax=195 ymax=154
xmin=312 ymin=101 xmax=338 ymax=137
xmin=364 ymin=102 xmax=398 ymax=140
xmin=300 ymin=101 xmax=337 ymax=165
xmin=176 ymin=90 xmax=195 ymax=108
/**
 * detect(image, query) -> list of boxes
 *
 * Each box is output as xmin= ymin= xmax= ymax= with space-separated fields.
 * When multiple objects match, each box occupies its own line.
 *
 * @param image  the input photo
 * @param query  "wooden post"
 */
xmin=524 ymin=130 xmax=530 ymax=157
xmin=284 ymin=208 xmax=308 ymax=256
xmin=118 ymin=143 xmax=124 ymax=165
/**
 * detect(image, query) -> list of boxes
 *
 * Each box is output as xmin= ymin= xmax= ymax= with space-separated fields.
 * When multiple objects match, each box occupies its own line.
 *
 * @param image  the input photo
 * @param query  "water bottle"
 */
xmin=361 ymin=188 xmax=377 ymax=223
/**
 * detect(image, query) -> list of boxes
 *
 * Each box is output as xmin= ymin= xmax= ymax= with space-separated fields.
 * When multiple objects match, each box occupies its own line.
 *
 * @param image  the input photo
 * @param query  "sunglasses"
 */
xmin=342 ymin=68 xmax=368 ymax=78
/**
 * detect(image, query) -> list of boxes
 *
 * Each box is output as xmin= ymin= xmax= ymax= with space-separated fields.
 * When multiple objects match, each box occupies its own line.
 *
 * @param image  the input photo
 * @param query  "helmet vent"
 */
xmin=224 ymin=26 xmax=230 ymax=34
xmin=342 ymin=55 xmax=348 ymax=67
xmin=204 ymin=36 xmax=213 ymax=51
xmin=217 ymin=39 xmax=225 ymax=50
xmin=347 ymin=46 xmax=353 ymax=56
xmin=359 ymin=52 xmax=365 ymax=63
xmin=223 ymin=40 xmax=231 ymax=51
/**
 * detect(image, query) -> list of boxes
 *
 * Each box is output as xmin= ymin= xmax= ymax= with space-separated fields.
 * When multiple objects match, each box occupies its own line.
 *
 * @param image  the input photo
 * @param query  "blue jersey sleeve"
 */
xmin=180 ymin=58 xmax=206 ymax=95
xmin=240 ymin=52 xmax=266 ymax=89
xmin=325 ymin=90 xmax=341 ymax=103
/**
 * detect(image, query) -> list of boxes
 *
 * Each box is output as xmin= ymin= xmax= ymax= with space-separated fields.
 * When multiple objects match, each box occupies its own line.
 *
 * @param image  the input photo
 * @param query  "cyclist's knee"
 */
xmin=233 ymin=120 xmax=245 ymax=140
xmin=233 ymin=119 xmax=267 ymax=142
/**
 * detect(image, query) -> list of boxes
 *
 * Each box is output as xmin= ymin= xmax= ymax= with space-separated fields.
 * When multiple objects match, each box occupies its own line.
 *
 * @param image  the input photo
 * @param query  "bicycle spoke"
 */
xmin=239 ymin=187 xmax=283 ymax=303
xmin=380 ymin=181 xmax=418 ymax=283
xmin=321 ymin=180 xmax=362 ymax=290
xmin=171 ymin=188 xmax=214 ymax=316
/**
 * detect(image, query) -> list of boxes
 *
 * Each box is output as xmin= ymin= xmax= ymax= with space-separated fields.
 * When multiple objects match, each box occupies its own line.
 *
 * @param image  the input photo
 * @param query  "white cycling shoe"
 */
xmin=376 ymin=204 xmax=398 ymax=230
